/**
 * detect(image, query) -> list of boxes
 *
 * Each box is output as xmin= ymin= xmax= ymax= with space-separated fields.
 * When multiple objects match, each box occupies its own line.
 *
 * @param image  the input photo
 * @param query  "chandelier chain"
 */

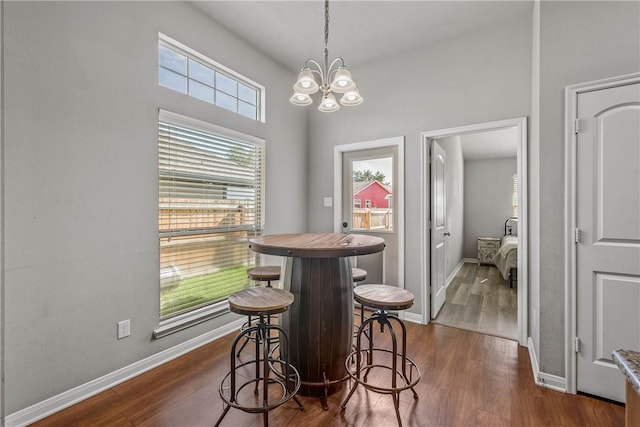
xmin=324 ymin=0 xmax=329 ymax=51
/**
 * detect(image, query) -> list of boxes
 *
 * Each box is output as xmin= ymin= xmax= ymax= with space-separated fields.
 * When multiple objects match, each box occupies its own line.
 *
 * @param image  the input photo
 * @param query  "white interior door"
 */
xmin=430 ymin=140 xmax=447 ymax=317
xmin=576 ymin=81 xmax=640 ymax=402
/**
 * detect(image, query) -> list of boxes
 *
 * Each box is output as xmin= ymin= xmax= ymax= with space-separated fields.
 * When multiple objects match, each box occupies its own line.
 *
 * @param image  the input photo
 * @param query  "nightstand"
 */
xmin=477 ymin=237 xmax=501 ymax=264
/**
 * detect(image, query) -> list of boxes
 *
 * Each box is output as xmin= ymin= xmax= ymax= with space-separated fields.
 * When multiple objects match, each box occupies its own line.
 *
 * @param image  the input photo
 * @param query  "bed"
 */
xmin=492 ymin=218 xmax=518 ymax=288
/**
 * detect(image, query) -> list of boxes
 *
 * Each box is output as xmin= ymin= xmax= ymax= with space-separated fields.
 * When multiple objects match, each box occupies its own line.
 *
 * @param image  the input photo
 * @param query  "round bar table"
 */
xmin=248 ymin=233 xmax=385 ymax=408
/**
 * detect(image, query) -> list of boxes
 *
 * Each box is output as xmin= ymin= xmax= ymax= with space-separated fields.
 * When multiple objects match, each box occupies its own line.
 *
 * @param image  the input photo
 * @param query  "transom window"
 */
xmin=158 ymin=34 xmax=264 ymax=122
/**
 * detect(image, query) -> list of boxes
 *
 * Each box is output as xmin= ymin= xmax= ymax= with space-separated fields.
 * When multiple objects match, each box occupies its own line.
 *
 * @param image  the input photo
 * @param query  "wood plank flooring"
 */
xmin=32 ymin=323 xmax=624 ymax=426
xmin=433 ymin=262 xmax=517 ymax=340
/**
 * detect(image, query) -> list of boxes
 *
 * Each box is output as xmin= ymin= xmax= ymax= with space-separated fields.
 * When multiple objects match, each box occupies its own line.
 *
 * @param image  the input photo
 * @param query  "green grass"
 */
xmin=160 ymin=265 xmax=250 ymax=317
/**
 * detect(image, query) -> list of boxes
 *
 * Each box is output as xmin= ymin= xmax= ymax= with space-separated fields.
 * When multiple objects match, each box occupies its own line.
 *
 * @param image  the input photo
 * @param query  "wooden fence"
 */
xmin=351 ymin=208 xmax=393 ymax=230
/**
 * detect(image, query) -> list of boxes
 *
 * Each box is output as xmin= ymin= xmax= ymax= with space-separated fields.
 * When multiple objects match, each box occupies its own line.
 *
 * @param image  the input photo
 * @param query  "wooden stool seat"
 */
xmin=351 ymin=268 xmax=367 ymax=283
xmin=353 ymin=284 xmax=414 ymax=311
xmin=236 ymin=266 xmax=283 ymax=356
xmin=247 ymin=266 xmax=281 ymax=282
xmin=228 ymin=287 xmax=294 ymax=316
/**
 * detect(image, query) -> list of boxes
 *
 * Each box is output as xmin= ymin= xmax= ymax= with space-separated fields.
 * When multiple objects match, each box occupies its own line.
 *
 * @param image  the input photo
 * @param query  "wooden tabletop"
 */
xmin=249 ymin=233 xmax=385 ymax=258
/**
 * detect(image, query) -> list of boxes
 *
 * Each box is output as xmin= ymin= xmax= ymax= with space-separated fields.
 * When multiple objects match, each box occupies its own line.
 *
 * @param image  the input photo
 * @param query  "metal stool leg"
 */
xmin=341 ymin=308 xmax=421 ymax=426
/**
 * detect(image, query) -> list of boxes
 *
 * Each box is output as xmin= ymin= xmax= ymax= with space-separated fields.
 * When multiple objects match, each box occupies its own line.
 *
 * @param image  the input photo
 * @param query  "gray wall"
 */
xmin=438 ymin=136 xmax=464 ymax=278
xmin=463 ymin=158 xmax=516 ymax=258
xmin=535 ymin=0 xmax=640 ymax=376
xmin=306 ymin=15 xmax=532 ymax=318
xmin=3 ymin=1 xmax=307 ymax=413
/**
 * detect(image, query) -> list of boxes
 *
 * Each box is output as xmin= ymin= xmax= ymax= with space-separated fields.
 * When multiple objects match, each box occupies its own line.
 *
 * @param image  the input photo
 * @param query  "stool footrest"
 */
xmin=345 ymin=348 xmax=421 ymax=393
xmin=219 ymin=359 xmax=301 ymax=413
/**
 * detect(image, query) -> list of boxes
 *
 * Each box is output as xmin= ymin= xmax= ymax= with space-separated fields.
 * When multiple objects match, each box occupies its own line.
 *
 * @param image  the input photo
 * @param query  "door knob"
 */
xmin=444 ymin=232 xmax=451 ymax=236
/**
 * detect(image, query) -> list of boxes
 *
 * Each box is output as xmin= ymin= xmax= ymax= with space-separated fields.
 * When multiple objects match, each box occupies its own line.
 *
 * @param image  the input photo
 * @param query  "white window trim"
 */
xmin=159 ymin=32 xmax=266 ymax=123
xmin=153 ymin=300 xmax=230 ymax=338
xmin=154 ymin=109 xmax=265 ymax=338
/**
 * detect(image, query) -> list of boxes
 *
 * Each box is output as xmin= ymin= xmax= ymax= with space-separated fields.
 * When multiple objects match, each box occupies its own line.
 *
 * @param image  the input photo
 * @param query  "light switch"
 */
xmin=323 ymin=197 xmax=333 ymax=207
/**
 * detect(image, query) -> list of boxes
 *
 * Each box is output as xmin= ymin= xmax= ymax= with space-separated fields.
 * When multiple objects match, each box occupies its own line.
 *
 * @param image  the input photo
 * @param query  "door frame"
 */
xmin=564 ymin=72 xmax=640 ymax=395
xmin=333 ymin=136 xmax=405 ymax=290
xmin=421 ymin=117 xmax=528 ymax=346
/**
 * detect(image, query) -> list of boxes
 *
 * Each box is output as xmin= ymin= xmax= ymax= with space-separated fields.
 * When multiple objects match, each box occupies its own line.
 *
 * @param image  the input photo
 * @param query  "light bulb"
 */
xmin=318 ymin=92 xmax=340 ymax=113
xmin=293 ymin=69 xmax=319 ymax=95
xmin=330 ymin=67 xmax=355 ymax=93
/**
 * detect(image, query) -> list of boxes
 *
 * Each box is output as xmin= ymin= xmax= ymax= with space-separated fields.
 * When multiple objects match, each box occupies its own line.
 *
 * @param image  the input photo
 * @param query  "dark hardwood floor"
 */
xmin=32 ymin=323 xmax=624 ymax=426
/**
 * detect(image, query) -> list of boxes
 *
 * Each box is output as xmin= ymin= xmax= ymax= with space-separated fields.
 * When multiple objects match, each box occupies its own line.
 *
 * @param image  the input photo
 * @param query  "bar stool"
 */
xmin=351 ymin=267 xmax=368 ymax=331
xmin=236 ymin=266 xmax=281 ymax=356
xmin=352 ymin=267 xmax=367 ymax=284
xmin=341 ymin=284 xmax=420 ymax=427
xmin=247 ymin=266 xmax=281 ymax=287
xmin=216 ymin=287 xmax=303 ymax=427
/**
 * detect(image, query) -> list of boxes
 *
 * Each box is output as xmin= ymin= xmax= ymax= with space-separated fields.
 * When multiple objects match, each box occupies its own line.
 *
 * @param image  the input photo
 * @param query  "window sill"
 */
xmin=153 ymin=300 xmax=231 ymax=339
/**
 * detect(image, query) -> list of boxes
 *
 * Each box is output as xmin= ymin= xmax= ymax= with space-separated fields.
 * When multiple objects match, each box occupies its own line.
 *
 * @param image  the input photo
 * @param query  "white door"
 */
xmin=576 ymin=81 xmax=640 ymax=402
xmin=430 ymin=140 xmax=447 ymax=317
xmin=342 ymin=146 xmax=399 ymax=286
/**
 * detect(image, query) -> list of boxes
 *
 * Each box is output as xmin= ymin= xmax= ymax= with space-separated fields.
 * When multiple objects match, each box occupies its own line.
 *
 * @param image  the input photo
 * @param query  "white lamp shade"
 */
xmin=293 ymin=69 xmax=319 ymax=94
xmin=318 ymin=93 xmax=340 ymax=113
xmin=329 ymin=67 xmax=356 ymax=93
xmin=340 ymin=88 xmax=363 ymax=106
xmin=290 ymin=92 xmax=313 ymax=106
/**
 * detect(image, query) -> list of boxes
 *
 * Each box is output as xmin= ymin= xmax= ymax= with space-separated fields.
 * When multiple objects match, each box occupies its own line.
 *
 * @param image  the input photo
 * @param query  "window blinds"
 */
xmin=158 ymin=110 xmax=264 ymax=319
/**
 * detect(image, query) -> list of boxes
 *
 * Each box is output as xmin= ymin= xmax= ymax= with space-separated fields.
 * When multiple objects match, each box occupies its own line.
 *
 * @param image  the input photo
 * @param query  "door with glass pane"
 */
xmin=341 ymin=146 xmax=399 ymax=286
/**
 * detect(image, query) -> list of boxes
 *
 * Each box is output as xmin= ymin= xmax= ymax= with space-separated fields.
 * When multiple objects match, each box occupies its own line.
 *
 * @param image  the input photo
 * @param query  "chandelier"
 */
xmin=289 ymin=0 xmax=363 ymax=112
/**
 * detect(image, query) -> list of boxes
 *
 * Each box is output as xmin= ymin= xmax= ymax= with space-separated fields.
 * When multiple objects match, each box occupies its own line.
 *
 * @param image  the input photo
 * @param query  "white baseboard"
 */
xmin=528 ymin=337 xmax=567 ymax=393
xmin=445 ymin=259 xmax=468 ymax=289
xmin=403 ymin=311 xmax=423 ymax=324
xmin=6 ymin=318 xmax=245 ymax=427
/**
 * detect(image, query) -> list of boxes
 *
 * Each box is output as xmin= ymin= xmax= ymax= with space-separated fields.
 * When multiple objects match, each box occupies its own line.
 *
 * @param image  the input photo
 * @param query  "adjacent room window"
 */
xmin=158 ymin=33 xmax=264 ymax=122
xmin=158 ymin=110 xmax=265 ymax=321
xmin=512 ymin=173 xmax=519 ymax=218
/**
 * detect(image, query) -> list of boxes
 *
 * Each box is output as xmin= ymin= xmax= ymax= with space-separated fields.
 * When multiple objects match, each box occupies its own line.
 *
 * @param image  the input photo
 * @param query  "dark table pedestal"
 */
xmin=280 ymin=256 xmax=353 ymax=398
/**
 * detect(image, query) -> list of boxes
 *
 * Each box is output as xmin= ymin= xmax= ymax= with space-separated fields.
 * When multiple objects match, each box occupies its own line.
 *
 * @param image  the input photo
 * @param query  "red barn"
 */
xmin=353 ymin=181 xmax=392 ymax=209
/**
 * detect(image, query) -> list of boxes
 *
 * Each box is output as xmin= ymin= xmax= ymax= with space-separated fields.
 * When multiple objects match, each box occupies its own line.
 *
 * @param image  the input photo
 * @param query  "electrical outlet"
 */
xmin=117 ymin=319 xmax=131 ymax=339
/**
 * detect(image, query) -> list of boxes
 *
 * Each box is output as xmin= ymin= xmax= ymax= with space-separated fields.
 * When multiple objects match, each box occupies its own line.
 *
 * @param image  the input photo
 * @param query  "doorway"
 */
xmin=421 ymin=117 xmax=528 ymax=346
xmin=334 ymin=137 xmax=404 ymax=289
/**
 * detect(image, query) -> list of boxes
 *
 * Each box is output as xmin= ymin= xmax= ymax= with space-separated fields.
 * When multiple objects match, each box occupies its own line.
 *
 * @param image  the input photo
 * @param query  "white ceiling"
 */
xmin=459 ymin=127 xmax=518 ymax=160
xmin=192 ymin=1 xmax=533 ymax=71
xmin=193 ymin=1 xmax=529 ymax=159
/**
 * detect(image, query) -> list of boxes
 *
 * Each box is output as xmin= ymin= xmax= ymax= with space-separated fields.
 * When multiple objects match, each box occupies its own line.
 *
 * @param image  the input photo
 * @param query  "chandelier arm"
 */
xmin=304 ymin=59 xmax=325 ymax=83
xmin=327 ymin=57 xmax=346 ymax=79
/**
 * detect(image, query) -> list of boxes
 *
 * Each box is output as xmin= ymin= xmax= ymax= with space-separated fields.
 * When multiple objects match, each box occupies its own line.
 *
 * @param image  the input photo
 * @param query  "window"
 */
xmin=351 ymin=156 xmax=394 ymax=231
xmin=157 ymin=110 xmax=265 ymax=326
xmin=158 ymin=34 xmax=264 ymax=122
xmin=512 ymin=173 xmax=519 ymax=218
